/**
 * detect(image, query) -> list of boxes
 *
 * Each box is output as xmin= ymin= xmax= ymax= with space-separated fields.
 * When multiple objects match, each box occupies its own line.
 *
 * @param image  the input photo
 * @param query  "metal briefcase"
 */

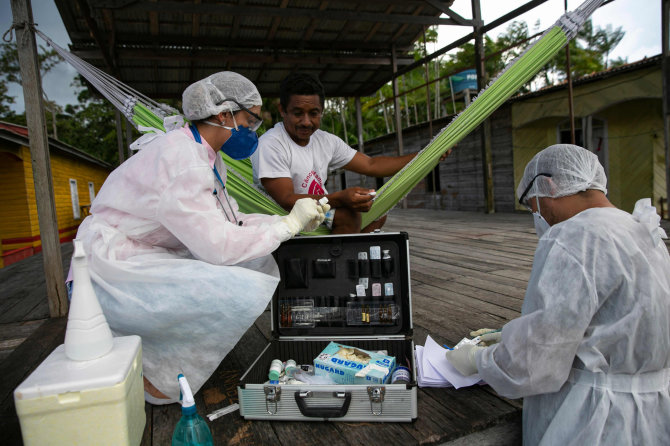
xmin=237 ymin=232 xmax=417 ymax=422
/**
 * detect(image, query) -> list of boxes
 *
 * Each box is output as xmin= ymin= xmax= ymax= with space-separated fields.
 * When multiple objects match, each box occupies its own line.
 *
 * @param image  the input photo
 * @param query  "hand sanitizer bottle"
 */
xmin=64 ymin=239 xmax=113 ymax=361
xmin=172 ymin=374 xmax=214 ymax=446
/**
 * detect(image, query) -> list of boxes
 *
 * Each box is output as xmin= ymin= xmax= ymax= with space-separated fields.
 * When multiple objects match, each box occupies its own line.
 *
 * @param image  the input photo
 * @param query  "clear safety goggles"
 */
xmin=518 ymin=172 xmax=552 ymax=211
xmin=219 ymin=98 xmax=263 ymax=131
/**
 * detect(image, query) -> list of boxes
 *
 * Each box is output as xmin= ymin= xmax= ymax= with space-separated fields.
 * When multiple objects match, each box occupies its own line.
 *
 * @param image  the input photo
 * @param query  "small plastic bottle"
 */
xmin=268 ymin=359 xmax=283 ymax=381
xmin=284 ymin=359 xmax=299 ymax=378
xmin=172 ymin=374 xmax=214 ymax=446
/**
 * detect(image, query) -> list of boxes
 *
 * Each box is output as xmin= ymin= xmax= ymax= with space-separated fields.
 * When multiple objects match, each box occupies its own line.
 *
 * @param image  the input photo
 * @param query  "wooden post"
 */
xmin=391 ymin=45 xmax=404 ymax=156
xmin=663 ymin=0 xmax=670 ymax=216
xmin=355 ymin=97 xmax=366 ymax=187
xmin=422 ymin=28 xmax=438 ymax=209
xmin=11 ymin=0 xmax=68 ymax=317
xmin=391 ymin=44 xmax=406 ymax=208
xmin=339 ymin=98 xmax=349 ymax=144
xmin=402 ymin=76 xmax=411 ymax=127
xmin=379 ymin=90 xmax=391 ymax=134
xmin=422 ymin=28 xmax=433 ymax=139
xmin=565 ymin=0 xmax=576 ymax=144
xmin=115 ymin=109 xmax=125 ymax=164
xmin=472 ymin=0 xmax=495 ymax=214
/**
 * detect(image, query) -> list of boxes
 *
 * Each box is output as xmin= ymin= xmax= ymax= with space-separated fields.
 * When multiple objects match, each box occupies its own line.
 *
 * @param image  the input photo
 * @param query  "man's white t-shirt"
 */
xmin=253 ymin=122 xmax=356 ymax=195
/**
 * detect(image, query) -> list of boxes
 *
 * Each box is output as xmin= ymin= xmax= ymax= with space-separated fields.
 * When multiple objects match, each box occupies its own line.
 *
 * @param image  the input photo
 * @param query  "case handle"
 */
xmin=294 ymin=391 xmax=351 ymax=418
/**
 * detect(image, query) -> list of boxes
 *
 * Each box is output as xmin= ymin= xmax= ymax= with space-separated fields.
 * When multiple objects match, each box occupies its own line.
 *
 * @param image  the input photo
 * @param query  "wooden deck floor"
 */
xmin=1 ymin=209 xmax=668 ymax=445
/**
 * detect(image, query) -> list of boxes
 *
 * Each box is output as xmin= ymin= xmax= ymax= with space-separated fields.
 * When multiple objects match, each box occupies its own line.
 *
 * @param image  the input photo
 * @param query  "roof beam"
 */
xmin=189 ymin=0 xmax=201 ymax=85
xmin=423 ymin=0 xmax=474 ymax=26
xmin=231 ymin=0 xmax=246 ymax=39
xmin=74 ymin=0 xmax=117 ymax=74
xmin=72 ymin=48 xmax=415 ymax=66
xmin=94 ymin=0 xmax=432 ymax=6
xmin=93 ymin=1 xmax=458 ymax=26
xmin=302 ymin=1 xmax=329 ymax=41
xmin=364 ymin=5 xmax=394 ymax=42
xmin=481 ymin=0 xmax=548 ymax=32
xmin=395 ymin=0 xmax=551 ymax=79
xmin=392 ymin=4 xmax=424 ymax=42
xmin=101 ymin=8 xmax=116 ymax=64
xmin=267 ymin=0 xmax=289 ymax=40
xmin=68 ymin=34 xmax=412 ymax=53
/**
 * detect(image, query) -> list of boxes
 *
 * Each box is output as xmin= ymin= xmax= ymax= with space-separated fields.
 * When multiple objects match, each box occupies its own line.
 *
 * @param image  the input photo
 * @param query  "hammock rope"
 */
xmin=33 ymin=0 xmax=603 ymax=232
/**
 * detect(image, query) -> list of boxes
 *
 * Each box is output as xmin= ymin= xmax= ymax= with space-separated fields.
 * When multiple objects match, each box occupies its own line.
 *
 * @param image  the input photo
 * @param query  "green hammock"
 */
xmin=34 ymin=0 xmax=602 ymax=232
xmin=361 ymin=0 xmax=603 ymax=227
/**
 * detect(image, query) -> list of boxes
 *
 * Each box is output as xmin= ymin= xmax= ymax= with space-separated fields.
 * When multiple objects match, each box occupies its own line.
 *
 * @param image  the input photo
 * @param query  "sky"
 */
xmin=0 ymin=0 xmax=662 ymax=114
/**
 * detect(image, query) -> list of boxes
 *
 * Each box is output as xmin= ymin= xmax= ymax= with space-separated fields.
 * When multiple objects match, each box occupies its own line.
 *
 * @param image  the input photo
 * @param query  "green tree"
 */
xmin=592 ymin=24 xmax=625 ymax=69
xmin=539 ymin=19 xmax=625 ymax=83
xmin=0 ymin=82 xmax=16 ymax=118
xmin=0 ymin=41 xmax=130 ymax=164
xmin=0 ymin=41 xmax=62 ymax=124
xmin=54 ymin=76 xmax=126 ymax=164
xmin=334 ymin=18 xmax=626 ymax=143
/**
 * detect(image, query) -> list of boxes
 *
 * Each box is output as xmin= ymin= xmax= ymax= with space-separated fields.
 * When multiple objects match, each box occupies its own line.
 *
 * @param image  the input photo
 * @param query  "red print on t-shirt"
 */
xmin=302 ymin=170 xmax=324 ymax=194
xmin=308 ymin=180 xmax=324 ymax=195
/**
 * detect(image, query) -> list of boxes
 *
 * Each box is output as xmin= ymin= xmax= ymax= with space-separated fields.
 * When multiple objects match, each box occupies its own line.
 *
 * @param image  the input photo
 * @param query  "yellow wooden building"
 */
xmin=512 ymin=56 xmax=666 ymax=214
xmin=0 ymin=121 xmax=113 ymax=268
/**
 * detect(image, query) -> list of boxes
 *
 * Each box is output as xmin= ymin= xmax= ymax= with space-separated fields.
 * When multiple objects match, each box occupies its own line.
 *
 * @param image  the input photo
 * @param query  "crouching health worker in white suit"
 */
xmin=446 ymin=144 xmax=670 ymax=445
xmin=68 ymin=72 xmax=329 ymax=405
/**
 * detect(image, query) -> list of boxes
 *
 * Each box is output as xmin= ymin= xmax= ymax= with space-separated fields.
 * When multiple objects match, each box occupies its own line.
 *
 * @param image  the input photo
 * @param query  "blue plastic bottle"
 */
xmin=171 ymin=374 xmax=214 ymax=446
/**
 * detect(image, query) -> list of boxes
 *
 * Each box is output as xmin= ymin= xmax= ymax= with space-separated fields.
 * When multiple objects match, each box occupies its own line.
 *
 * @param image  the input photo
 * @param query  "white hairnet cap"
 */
xmin=182 ymin=71 xmax=262 ymax=120
xmin=516 ymin=144 xmax=607 ymax=206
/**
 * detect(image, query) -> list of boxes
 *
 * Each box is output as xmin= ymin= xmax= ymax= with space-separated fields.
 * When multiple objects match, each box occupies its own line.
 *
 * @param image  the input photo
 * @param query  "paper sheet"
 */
xmin=415 ymin=335 xmax=483 ymax=388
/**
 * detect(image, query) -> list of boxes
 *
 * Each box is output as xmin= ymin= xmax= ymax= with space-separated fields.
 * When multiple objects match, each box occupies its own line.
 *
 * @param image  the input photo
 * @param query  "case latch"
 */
xmin=367 ymin=386 xmax=385 ymax=415
xmin=264 ymin=384 xmax=281 ymax=415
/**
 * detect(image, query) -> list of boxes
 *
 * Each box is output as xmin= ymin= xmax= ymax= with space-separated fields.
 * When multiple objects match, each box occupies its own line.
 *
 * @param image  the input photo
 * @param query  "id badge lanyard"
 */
xmin=189 ymin=124 xmax=242 ymax=226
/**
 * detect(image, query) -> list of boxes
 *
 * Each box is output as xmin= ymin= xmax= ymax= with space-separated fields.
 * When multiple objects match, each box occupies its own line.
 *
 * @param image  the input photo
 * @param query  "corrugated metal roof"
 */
xmin=512 ymin=55 xmax=662 ymax=102
xmin=0 ymin=121 xmax=113 ymax=169
xmin=54 ymin=0 xmax=458 ymax=99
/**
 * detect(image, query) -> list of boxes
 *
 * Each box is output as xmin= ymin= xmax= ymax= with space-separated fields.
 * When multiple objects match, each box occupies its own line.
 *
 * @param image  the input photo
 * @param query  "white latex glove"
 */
xmin=470 ymin=328 xmax=502 ymax=347
xmin=281 ymin=198 xmax=322 ymax=237
xmin=303 ymin=200 xmax=331 ymax=233
xmin=445 ymin=344 xmax=484 ymax=376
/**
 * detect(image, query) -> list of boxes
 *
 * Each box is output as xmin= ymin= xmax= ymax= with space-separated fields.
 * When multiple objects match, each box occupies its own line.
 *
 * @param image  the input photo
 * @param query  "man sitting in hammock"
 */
xmin=252 ymin=72 xmax=451 ymax=234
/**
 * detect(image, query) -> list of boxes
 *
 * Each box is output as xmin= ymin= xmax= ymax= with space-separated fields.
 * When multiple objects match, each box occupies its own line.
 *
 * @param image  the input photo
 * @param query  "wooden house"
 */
xmin=346 ymin=55 xmax=665 ymax=216
xmin=0 ymin=122 xmax=112 ymax=268
xmin=511 ymin=55 xmax=664 ymax=213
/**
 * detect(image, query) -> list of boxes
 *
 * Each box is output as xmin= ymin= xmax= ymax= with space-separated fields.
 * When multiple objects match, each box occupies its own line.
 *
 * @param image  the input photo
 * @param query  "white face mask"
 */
xmin=532 ymin=196 xmax=550 ymax=238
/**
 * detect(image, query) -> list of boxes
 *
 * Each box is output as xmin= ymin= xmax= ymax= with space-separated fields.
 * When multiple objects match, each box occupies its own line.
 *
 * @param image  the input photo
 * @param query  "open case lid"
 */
xmin=271 ymin=232 xmax=412 ymax=339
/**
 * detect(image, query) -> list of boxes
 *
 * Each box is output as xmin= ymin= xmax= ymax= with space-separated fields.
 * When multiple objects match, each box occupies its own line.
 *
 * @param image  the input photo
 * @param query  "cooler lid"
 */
xmin=14 ymin=335 xmax=141 ymax=400
xmin=271 ymin=232 xmax=413 ymax=339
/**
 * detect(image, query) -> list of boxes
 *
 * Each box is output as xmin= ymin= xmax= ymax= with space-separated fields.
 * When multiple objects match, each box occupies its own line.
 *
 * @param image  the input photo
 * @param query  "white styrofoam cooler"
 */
xmin=14 ymin=335 xmax=145 ymax=446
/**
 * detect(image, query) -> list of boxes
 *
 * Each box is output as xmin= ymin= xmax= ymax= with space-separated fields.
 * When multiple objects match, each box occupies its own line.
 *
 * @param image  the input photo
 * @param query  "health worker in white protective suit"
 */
xmin=68 ymin=72 xmax=329 ymax=405
xmin=445 ymin=144 xmax=670 ymax=445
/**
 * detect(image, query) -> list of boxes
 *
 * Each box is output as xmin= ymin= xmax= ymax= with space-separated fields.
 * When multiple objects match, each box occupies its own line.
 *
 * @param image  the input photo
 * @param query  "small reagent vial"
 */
xmin=268 ymin=359 xmax=283 ymax=381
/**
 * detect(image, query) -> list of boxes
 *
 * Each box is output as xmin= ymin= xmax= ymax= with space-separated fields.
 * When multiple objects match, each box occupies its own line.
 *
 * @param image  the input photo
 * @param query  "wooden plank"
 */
xmin=204 ymin=323 xmax=282 ymax=445
xmin=1 ymin=209 xmax=536 ymax=445
xmin=11 ymin=0 xmax=68 ymax=317
xmin=407 ymin=254 xmax=531 ymax=288
xmin=0 ymin=243 xmax=72 ymax=323
xmin=0 ymin=317 xmax=66 ymax=443
xmin=0 ymin=320 xmax=45 ymax=342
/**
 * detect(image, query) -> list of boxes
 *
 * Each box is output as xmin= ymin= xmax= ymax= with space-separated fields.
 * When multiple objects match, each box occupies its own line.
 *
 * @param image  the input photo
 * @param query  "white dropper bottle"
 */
xmin=64 ymin=239 xmax=114 ymax=361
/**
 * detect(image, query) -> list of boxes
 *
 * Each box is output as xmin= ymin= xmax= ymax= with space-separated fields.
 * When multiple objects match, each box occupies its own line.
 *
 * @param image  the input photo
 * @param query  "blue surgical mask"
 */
xmin=203 ymin=115 xmax=258 ymax=160
xmin=220 ymin=125 xmax=258 ymax=160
